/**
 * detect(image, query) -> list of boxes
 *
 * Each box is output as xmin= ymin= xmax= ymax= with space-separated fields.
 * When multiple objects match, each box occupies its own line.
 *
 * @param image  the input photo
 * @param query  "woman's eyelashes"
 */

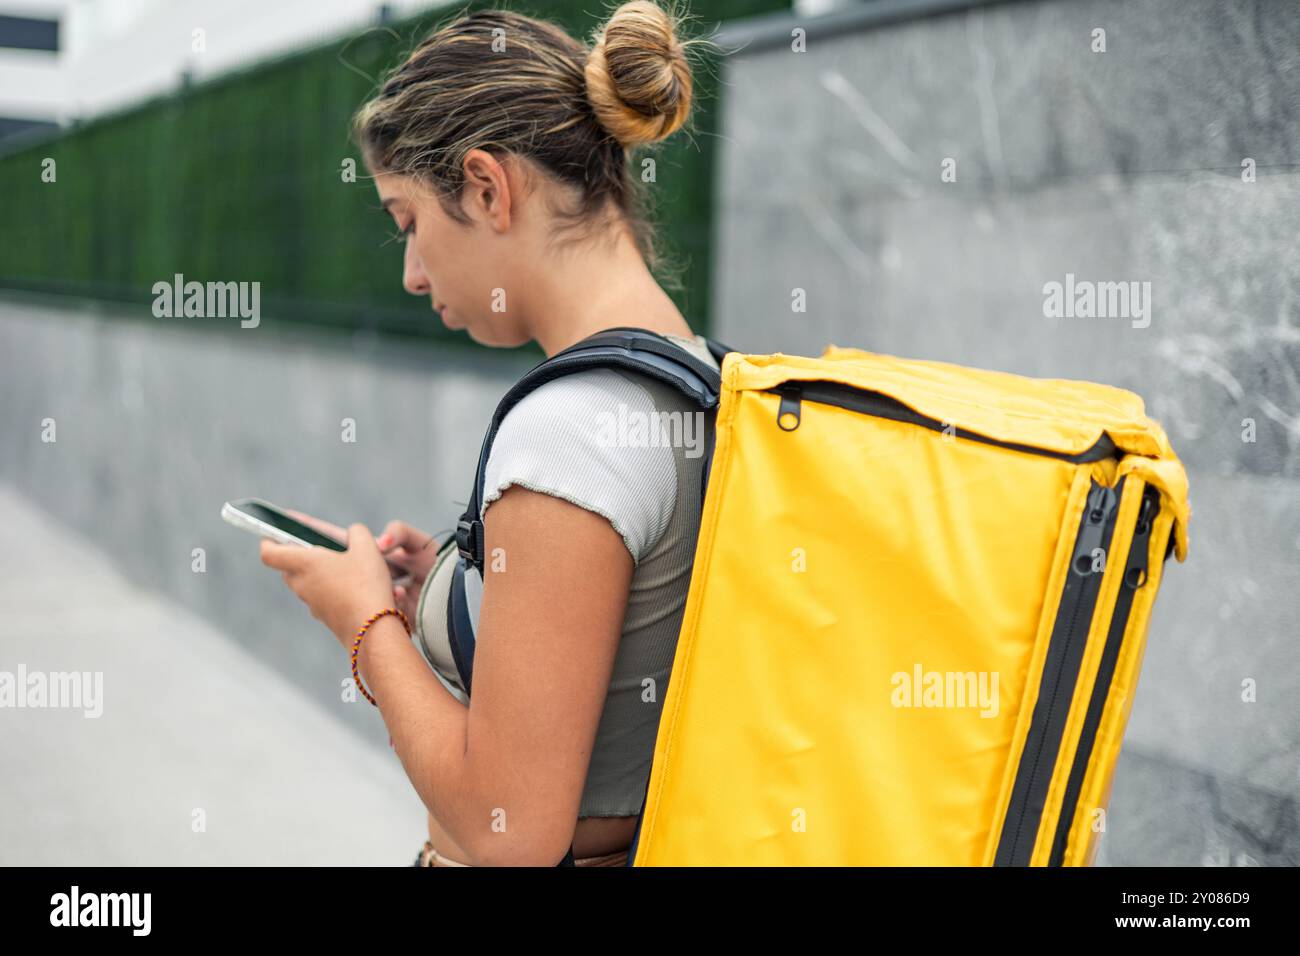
xmin=387 ymin=218 xmax=415 ymax=245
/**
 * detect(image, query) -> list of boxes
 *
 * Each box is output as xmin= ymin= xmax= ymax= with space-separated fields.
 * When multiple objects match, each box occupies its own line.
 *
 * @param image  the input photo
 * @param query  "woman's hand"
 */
xmin=260 ymin=523 xmax=396 ymax=649
xmin=376 ymin=520 xmax=443 ymax=624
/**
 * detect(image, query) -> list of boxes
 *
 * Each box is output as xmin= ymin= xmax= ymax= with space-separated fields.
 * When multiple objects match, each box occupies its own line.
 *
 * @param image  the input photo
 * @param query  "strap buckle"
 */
xmin=455 ymin=518 xmax=483 ymax=564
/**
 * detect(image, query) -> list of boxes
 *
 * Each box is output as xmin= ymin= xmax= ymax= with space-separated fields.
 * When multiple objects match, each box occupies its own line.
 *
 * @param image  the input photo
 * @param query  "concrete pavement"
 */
xmin=0 ymin=483 xmax=428 ymax=866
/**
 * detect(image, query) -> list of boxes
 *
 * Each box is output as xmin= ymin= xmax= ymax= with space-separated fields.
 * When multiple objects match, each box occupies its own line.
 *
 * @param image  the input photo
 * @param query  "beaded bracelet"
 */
xmin=351 ymin=607 xmax=411 ymax=707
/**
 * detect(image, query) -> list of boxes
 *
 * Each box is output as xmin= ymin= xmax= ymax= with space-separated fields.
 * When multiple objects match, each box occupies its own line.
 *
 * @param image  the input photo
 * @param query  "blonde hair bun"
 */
xmin=585 ymin=1 xmax=694 ymax=148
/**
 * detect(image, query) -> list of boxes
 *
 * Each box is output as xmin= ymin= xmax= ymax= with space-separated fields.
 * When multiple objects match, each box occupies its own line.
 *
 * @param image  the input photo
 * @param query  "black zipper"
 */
xmin=993 ymin=478 xmax=1122 ymax=866
xmin=769 ymin=377 xmax=1127 ymax=865
xmin=1047 ymin=485 xmax=1160 ymax=866
xmin=768 ymin=381 xmax=1118 ymax=463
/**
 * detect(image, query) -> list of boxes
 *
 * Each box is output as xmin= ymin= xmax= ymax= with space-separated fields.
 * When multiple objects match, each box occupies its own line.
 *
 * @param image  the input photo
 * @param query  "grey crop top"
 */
xmin=413 ymin=332 xmax=722 ymax=817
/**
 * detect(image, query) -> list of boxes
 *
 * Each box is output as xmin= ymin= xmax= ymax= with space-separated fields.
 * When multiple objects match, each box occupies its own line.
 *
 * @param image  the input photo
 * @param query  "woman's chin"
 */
xmin=450 ymin=316 xmax=523 ymax=348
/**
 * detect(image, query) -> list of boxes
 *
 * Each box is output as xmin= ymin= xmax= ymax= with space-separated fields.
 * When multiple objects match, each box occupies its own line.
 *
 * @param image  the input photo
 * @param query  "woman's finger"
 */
xmin=345 ymin=522 xmax=378 ymax=551
xmin=380 ymin=545 xmax=420 ymax=568
xmin=261 ymin=538 xmax=310 ymax=572
xmin=377 ymin=520 xmax=433 ymax=553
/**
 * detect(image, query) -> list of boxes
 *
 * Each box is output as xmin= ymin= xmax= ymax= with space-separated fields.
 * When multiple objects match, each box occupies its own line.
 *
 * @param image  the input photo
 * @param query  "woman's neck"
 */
xmin=527 ymin=227 xmax=695 ymax=357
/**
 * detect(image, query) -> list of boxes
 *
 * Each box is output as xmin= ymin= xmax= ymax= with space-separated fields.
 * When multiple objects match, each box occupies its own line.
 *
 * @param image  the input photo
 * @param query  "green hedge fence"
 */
xmin=0 ymin=0 xmax=789 ymax=344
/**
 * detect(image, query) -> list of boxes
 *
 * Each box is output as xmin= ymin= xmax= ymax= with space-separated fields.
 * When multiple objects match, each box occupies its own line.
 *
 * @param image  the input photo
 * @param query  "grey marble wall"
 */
xmin=712 ymin=0 xmax=1299 ymax=864
xmin=0 ymin=296 xmax=534 ymax=749
xmin=2 ymin=0 xmax=1294 ymax=866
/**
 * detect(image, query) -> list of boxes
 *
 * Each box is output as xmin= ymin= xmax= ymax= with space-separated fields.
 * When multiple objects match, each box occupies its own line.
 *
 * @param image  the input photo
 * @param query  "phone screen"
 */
xmin=241 ymin=502 xmax=346 ymax=551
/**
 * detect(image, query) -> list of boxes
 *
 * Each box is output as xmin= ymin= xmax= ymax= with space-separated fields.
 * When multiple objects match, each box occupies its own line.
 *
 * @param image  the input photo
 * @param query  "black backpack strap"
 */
xmin=449 ymin=325 xmax=731 ymax=692
xmin=449 ymin=326 xmax=734 ymax=868
xmin=454 ymin=327 xmax=732 ymax=574
xmin=446 ymin=559 xmax=478 ymax=696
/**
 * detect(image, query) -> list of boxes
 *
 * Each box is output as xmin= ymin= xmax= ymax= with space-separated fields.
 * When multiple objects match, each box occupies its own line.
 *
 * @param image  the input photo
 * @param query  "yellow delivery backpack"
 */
xmin=624 ymin=342 xmax=1191 ymax=866
xmin=450 ymin=327 xmax=1190 ymax=867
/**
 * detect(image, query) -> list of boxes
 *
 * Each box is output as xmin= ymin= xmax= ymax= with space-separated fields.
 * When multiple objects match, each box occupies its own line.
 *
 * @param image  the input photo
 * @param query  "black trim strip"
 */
xmin=447 ymin=559 xmax=477 ymax=697
xmin=1047 ymin=485 xmax=1160 ymax=866
xmin=768 ymin=381 xmax=1119 ymax=463
xmin=994 ymin=478 xmax=1122 ymax=866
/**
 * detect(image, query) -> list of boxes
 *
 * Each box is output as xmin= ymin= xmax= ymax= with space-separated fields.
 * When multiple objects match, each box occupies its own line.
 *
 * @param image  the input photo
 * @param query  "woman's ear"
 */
xmin=462 ymin=149 xmax=514 ymax=229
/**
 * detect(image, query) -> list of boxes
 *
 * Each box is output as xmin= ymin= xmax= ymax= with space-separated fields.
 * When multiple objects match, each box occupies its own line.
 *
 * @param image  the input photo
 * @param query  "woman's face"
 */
xmin=373 ymin=163 xmax=528 ymax=347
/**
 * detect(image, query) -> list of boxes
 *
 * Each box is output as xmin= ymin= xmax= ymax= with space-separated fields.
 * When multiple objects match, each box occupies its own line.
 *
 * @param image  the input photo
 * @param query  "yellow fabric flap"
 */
xmin=721 ymin=347 xmax=1190 ymax=557
xmin=1118 ymin=456 xmax=1191 ymax=561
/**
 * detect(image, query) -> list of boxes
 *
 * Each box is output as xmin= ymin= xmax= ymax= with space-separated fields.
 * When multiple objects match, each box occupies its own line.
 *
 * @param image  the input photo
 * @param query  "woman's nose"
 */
xmin=402 ymin=239 xmax=430 ymax=296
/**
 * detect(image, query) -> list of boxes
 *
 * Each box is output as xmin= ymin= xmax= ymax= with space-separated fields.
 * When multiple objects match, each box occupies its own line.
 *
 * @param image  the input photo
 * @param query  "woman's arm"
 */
xmin=357 ymin=482 xmax=634 ymax=866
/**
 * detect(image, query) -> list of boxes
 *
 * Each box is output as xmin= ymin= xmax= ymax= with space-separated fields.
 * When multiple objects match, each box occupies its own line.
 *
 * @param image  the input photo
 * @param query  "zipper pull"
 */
xmin=1072 ymin=484 xmax=1117 ymax=576
xmin=1123 ymin=489 xmax=1160 ymax=589
xmin=776 ymin=384 xmax=802 ymax=431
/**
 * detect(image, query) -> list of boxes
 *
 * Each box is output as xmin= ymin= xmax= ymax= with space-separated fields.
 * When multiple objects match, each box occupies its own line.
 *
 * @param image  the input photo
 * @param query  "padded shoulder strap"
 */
xmin=454 ymin=327 xmax=732 ymax=572
xmin=447 ymin=327 xmax=733 ymax=868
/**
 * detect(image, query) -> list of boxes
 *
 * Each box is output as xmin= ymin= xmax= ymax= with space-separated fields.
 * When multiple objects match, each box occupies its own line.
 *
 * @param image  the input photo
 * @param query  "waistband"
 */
xmin=414 ymin=840 xmax=629 ymax=867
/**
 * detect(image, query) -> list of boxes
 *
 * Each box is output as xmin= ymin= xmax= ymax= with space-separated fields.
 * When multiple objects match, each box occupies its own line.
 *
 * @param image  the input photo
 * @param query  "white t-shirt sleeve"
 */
xmin=478 ymin=368 xmax=677 ymax=565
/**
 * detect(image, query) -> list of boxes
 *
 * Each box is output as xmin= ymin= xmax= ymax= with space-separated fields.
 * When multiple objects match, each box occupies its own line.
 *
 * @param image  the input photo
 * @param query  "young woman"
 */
xmin=259 ymin=1 xmax=721 ymax=866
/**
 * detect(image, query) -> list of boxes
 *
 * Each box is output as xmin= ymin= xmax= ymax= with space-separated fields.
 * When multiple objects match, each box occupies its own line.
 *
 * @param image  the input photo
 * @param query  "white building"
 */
xmin=0 ymin=0 xmax=436 ymax=146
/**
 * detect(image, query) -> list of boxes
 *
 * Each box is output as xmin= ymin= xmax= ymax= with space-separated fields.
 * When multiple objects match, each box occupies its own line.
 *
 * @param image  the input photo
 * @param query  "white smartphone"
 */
xmin=222 ymin=497 xmax=413 ymax=587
